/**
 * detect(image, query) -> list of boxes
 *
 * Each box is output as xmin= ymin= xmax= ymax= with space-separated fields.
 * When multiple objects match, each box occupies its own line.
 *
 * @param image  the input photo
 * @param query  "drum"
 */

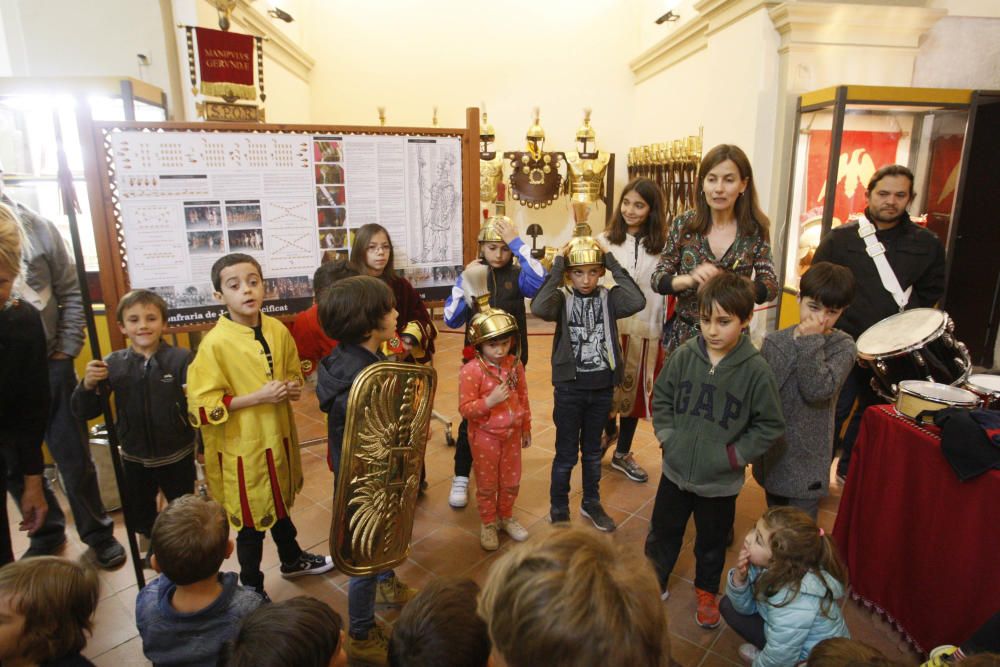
xmin=964 ymin=373 xmax=1000 ymax=410
xmin=856 ymin=308 xmax=970 ymax=400
xmin=895 ymin=380 xmax=979 ymax=424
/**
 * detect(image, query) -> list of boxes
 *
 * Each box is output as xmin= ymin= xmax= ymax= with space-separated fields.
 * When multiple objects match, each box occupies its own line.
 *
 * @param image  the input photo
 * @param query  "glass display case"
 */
xmin=0 ymin=77 xmax=167 ymax=271
xmin=779 ymin=85 xmax=971 ymax=295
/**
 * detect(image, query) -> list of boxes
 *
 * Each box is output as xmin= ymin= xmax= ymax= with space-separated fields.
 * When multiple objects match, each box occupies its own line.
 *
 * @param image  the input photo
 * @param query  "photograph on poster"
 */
xmin=316 ymin=164 xmax=345 ymax=185
xmin=188 ymin=230 xmax=225 ymax=254
xmin=150 ymin=283 xmax=217 ymax=308
xmin=318 ymin=207 xmax=346 ymax=228
xmin=264 ymin=275 xmax=312 ymax=300
xmin=322 ymin=249 xmax=349 ymax=265
xmin=226 ymin=201 xmax=263 ymax=228
xmin=228 ymin=229 xmax=264 ymax=252
xmin=404 ymin=264 xmax=462 ymax=288
xmin=315 ymin=140 xmax=343 ymax=163
xmin=184 ymin=203 xmax=223 ymax=230
xmin=316 ymin=185 xmax=346 ymax=207
xmin=319 ymin=228 xmax=348 ymax=250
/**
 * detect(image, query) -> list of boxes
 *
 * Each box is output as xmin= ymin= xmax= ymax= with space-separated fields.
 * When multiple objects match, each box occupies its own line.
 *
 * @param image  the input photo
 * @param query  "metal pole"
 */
xmin=51 ymin=109 xmax=145 ymax=588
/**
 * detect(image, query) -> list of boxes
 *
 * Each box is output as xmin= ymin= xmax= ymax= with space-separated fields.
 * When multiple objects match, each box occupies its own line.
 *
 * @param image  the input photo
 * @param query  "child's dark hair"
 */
xmin=753 ymin=507 xmax=848 ymax=619
xmin=219 ymin=596 xmax=343 ymax=667
xmin=799 ymin=262 xmax=855 ymax=310
xmin=697 ymin=272 xmax=755 ymax=321
xmin=806 ymin=638 xmax=900 ymax=667
xmin=349 ymin=223 xmax=395 ymax=281
xmin=318 ymin=275 xmax=395 ymax=344
xmin=313 ymin=258 xmax=358 ymax=301
xmin=605 ymin=177 xmax=668 ymax=256
xmin=116 ymin=288 xmax=169 ymax=323
xmin=0 ymin=556 xmax=99 ymax=663
xmin=388 ymin=577 xmax=491 ymax=667
xmin=151 ymin=494 xmax=230 ymax=585
xmin=211 ymin=253 xmax=263 ymax=291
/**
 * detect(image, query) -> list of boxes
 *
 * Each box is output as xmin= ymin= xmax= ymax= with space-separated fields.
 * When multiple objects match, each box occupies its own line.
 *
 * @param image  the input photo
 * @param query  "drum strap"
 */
xmin=857 ymin=216 xmax=912 ymax=311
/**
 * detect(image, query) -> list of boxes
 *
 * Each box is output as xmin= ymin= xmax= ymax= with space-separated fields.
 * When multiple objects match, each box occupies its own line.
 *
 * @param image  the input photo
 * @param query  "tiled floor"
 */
xmin=13 ymin=317 xmax=924 ymax=666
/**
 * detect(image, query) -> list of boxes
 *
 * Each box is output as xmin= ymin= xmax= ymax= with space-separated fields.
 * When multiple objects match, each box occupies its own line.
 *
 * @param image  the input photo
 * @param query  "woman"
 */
xmin=349 ymin=223 xmax=436 ymax=363
xmin=598 ymin=178 xmax=668 ymax=484
xmin=651 ymin=144 xmax=778 ymax=354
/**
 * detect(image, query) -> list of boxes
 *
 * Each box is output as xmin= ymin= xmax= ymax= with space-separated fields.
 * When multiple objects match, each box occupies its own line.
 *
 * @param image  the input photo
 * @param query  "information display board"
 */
xmin=87 ymin=118 xmax=478 ymax=334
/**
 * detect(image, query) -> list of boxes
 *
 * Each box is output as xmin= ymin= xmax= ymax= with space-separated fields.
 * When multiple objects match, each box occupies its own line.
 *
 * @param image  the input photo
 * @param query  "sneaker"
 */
xmin=448 ymin=476 xmax=469 ymax=508
xmin=92 ymin=537 xmax=126 ymax=569
xmin=695 ymin=587 xmax=721 ymax=628
xmin=376 ymin=575 xmax=417 ymax=606
xmin=346 ymin=622 xmax=391 ymax=666
xmin=611 ymin=452 xmax=649 ymax=483
xmin=739 ymin=643 xmax=760 ymax=663
xmin=660 ymin=587 xmax=670 ymax=601
xmin=922 ymin=646 xmax=959 ymax=667
xmin=500 ymin=517 xmax=529 ymax=542
xmin=280 ymin=551 xmax=334 ymax=579
xmin=480 ymin=522 xmax=499 ymax=551
xmin=22 ymin=535 xmax=67 ymax=559
xmin=549 ymin=507 xmax=570 ymax=524
xmin=580 ymin=501 xmax=616 ymax=532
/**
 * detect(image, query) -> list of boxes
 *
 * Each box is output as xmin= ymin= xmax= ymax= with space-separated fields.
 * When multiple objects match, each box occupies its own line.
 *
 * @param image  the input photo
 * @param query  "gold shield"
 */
xmin=329 ymin=361 xmax=437 ymax=576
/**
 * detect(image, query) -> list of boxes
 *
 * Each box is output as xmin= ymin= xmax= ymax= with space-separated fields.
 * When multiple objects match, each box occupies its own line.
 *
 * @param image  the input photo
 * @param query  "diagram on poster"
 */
xmin=106 ymin=128 xmax=464 ymax=326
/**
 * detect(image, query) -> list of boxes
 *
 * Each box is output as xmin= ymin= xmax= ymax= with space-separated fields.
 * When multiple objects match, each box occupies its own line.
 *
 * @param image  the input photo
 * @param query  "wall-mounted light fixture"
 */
xmin=267 ymin=7 xmax=294 ymax=22
xmin=655 ymin=10 xmax=680 ymax=24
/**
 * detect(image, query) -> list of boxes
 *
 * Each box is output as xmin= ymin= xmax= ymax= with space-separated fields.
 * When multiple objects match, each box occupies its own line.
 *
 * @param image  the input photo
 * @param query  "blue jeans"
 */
xmin=550 ymin=384 xmax=612 ymax=509
xmin=5 ymin=357 xmax=113 ymax=550
xmin=348 ymin=570 xmax=395 ymax=636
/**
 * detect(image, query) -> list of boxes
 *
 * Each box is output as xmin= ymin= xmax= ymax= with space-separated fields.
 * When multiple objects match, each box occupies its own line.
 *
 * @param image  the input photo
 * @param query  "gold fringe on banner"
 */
xmin=200 ymin=81 xmax=257 ymax=101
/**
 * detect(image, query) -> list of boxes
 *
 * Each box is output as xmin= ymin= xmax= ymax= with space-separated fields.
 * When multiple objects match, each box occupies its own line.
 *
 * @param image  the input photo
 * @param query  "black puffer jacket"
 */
xmin=316 ymin=343 xmax=383 ymax=473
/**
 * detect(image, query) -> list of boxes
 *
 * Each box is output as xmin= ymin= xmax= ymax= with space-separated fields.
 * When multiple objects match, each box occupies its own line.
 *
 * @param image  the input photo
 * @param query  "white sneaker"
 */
xmin=660 ymin=588 xmax=670 ymax=601
xmin=738 ymin=644 xmax=760 ymax=663
xmin=448 ymin=476 xmax=469 ymax=508
xmin=500 ymin=517 xmax=529 ymax=542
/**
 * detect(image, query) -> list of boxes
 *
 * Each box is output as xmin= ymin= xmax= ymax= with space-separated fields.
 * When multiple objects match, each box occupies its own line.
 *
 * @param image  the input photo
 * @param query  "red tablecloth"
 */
xmin=833 ymin=405 xmax=1000 ymax=652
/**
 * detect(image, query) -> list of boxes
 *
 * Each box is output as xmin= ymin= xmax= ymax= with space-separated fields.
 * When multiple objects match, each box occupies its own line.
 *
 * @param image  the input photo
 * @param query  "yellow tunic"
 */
xmin=187 ymin=314 xmax=304 ymax=530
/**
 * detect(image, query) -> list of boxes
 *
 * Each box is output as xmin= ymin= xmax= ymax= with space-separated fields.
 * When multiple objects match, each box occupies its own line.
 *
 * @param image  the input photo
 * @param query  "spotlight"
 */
xmin=655 ymin=11 xmax=679 ymax=24
xmin=267 ymin=7 xmax=294 ymax=22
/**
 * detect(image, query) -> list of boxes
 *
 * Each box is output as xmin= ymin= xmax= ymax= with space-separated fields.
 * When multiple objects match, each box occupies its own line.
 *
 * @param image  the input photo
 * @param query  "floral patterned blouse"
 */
xmin=650 ymin=209 xmax=778 ymax=354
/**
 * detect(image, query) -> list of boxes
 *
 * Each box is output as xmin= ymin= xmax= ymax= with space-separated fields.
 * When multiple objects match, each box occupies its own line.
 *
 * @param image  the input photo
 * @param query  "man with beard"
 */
xmin=812 ymin=164 xmax=945 ymax=480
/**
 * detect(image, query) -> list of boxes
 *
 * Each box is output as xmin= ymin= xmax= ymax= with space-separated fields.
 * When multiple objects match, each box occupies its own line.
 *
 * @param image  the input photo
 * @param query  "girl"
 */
xmin=458 ymin=306 xmax=531 ymax=551
xmin=598 ymin=177 xmax=668 ymax=484
xmin=349 ymin=223 xmax=436 ymax=363
xmin=722 ymin=507 xmax=850 ymax=666
xmin=651 ymin=144 xmax=778 ymax=355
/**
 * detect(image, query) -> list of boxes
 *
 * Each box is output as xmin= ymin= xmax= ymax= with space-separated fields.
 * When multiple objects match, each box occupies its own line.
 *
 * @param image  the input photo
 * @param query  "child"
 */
xmin=220 ymin=596 xmax=348 ymax=667
xmin=136 ymin=494 xmax=263 ymax=666
xmin=530 ymin=233 xmax=645 ymax=532
xmin=598 ymin=177 xmax=669 ymax=484
xmin=71 ymin=289 xmax=196 ymax=557
xmin=478 ymin=526 xmax=671 ymax=667
xmin=722 ymin=506 xmax=850 ymax=665
xmin=0 ymin=556 xmax=99 ymax=667
xmin=458 ymin=306 xmax=531 ymax=550
xmin=807 ymin=638 xmax=898 ymax=667
xmin=316 ymin=275 xmax=418 ymax=665
xmin=186 ymin=253 xmax=333 ymax=596
xmin=388 ymin=577 xmax=491 ymax=667
xmin=753 ymin=262 xmax=856 ymax=519
xmin=646 ymin=272 xmax=784 ymax=628
xmin=443 ymin=214 xmax=546 ymax=509
xmin=349 ymin=223 xmax=436 ymax=364
xmin=289 ymin=259 xmax=358 ymax=381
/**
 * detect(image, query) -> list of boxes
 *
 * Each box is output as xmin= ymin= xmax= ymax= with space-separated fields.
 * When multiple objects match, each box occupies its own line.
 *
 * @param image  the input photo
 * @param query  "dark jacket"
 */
xmin=652 ymin=335 xmax=785 ymax=497
xmin=811 ymin=213 xmax=946 ymax=339
xmin=71 ymin=343 xmax=196 ymax=466
xmin=316 ymin=343 xmax=383 ymax=472
xmin=754 ymin=327 xmax=856 ymax=498
xmin=530 ymin=252 xmax=645 ymax=385
xmin=0 ymin=298 xmax=48 ymax=477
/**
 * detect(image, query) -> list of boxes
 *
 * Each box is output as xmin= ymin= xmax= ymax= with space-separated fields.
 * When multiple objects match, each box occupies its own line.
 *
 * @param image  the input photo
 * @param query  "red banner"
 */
xmin=924 ymin=134 xmax=963 ymax=244
xmin=195 ymin=27 xmax=256 ymax=101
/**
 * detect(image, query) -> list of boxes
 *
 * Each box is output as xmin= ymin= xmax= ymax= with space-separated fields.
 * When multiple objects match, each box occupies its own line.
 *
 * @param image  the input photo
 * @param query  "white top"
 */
xmin=599 ymin=231 xmax=664 ymax=340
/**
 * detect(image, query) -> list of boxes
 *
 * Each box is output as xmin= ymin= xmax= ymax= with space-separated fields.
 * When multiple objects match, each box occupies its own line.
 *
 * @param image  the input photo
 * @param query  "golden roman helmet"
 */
xmin=575 ymin=108 xmax=597 ymax=154
xmin=480 ymin=109 xmax=496 ymax=141
xmin=526 ymin=107 xmax=545 ymax=160
xmin=565 ymin=222 xmax=604 ymax=268
xmin=477 ymin=214 xmax=507 ymax=243
xmin=467 ymin=297 xmax=519 ymax=348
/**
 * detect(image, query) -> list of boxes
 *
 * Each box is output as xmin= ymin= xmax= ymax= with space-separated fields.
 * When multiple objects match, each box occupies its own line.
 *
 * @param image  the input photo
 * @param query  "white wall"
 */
xmin=913 ymin=16 xmax=1000 ymax=88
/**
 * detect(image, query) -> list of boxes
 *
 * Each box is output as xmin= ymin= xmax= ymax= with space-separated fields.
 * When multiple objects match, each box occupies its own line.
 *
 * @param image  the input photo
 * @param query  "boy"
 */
xmin=754 ymin=262 xmax=856 ymax=519
xmin=221 ymin=596 xmax=348 ymax=667
xmin=71 ymin=289 xmax=196 ymax=558
xmin=290 ymin=259 xmax=358 ymax=381
xmin=186 ymin=253 xmax=332 ymax=597
xmin=388 ymin=577 xmax=491 ymax=667
xmin=530 ymin=234 xmax=645 ymax=532
xmin=316 ymin=275 xmax=418 ymax=665
xmin=646 ymin=272 xmax=784 ymax=629
xmin=443 ymin=215 xmax=546 ymax=509
xmin=136 ymin=494 xmax=263 ymax=667
xmin=478 ymin=527 xmax=671 ymax=667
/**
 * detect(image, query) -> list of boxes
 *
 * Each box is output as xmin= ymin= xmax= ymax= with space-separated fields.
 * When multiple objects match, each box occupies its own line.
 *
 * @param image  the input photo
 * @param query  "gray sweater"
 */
xmin=753 ymin=326 xmax=856 ymax=499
